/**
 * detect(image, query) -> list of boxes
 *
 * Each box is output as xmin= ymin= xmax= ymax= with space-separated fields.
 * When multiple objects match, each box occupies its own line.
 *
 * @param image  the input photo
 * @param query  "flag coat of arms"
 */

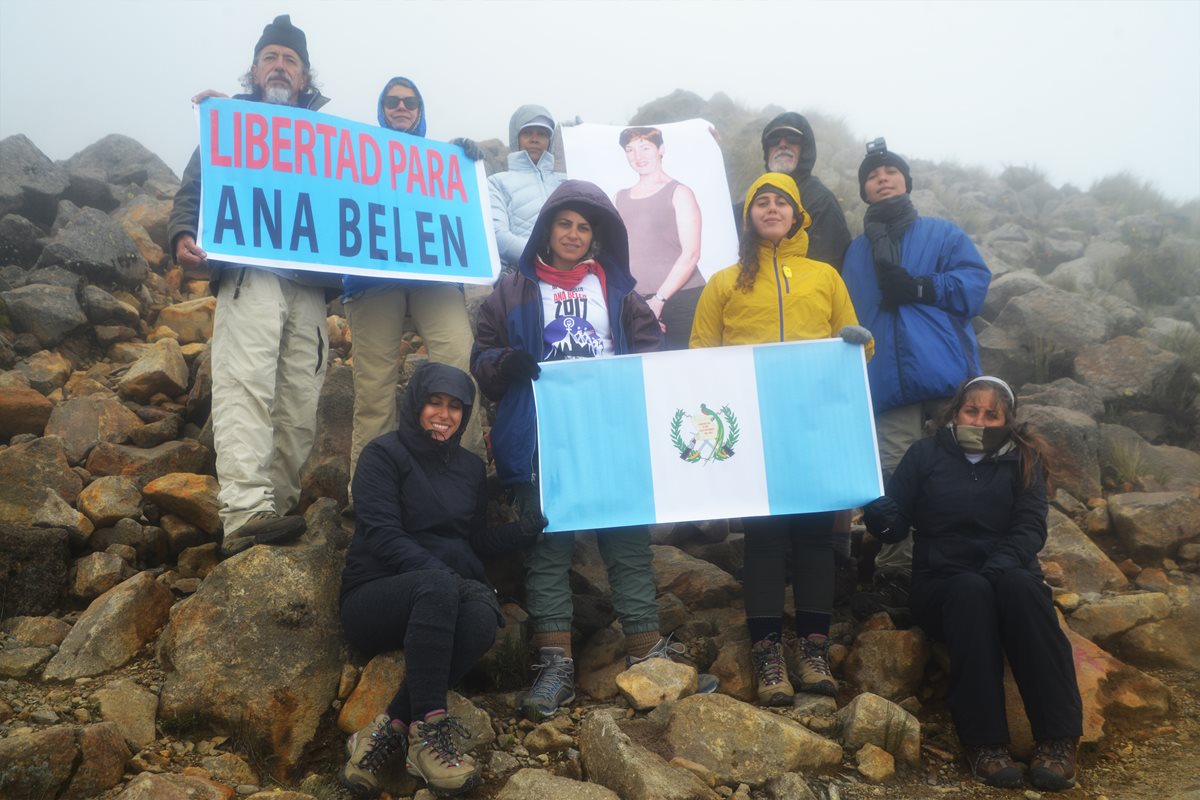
xmin=532 ymin=339 xmax=883 ymax=532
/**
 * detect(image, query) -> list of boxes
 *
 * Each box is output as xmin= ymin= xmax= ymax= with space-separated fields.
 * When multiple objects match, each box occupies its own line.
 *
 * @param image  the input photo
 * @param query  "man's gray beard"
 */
xmin=768 ymin=153 xmax=797 ymax=172
xmin=263 ymin=85 xmax=292 ymax=105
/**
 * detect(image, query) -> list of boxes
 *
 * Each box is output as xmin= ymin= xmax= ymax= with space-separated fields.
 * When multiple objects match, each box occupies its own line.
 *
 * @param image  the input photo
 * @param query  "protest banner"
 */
xmin=196 ymin=97 xmax=499 ymax=284
xmin=532 ymin=339 xmax=882 ymax=533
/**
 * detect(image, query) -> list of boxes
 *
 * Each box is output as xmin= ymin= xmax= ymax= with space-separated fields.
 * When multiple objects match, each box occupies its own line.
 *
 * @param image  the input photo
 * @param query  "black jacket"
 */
xmin=735 ymin=112 xmax=852 ymax=271
xmin=340 ymin=362 xmax=526 ymax=599
xmin=869 ymin=427 xmax=1048 ymax=584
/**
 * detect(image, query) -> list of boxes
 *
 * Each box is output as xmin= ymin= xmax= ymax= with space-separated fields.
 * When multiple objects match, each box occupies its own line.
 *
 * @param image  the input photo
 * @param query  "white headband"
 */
xmin=964 ymin=375 xmax=1015 ymax=407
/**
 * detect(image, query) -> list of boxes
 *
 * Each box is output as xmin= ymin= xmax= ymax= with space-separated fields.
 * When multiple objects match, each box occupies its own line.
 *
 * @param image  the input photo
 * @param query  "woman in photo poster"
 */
xmin=614 ymin=127 xmax=704 ymax=350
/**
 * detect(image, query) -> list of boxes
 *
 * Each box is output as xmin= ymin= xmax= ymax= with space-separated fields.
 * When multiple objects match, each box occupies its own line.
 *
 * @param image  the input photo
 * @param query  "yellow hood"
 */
xmin=742 ymin=172 xmax=812 ymax=258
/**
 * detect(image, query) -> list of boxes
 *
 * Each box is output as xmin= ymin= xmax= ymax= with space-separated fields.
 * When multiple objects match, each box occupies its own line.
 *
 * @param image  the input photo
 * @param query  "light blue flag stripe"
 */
xmin=534 ymin=356 xmax=656 ymax=532
xmin=754 ymin=341 xmax=883 ymax=515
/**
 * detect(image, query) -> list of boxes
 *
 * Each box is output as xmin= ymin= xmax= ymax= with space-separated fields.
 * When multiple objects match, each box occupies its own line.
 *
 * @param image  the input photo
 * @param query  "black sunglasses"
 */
xmin=383 ymin=95 xmax=420 ymax=110
xmin=765 ymin=131 xmax=804 ymax=148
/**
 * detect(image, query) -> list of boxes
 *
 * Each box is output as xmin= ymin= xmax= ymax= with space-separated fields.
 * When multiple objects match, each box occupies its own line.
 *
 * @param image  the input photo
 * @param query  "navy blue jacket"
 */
xmin=842 ymin=216 xmax=989 ymax=413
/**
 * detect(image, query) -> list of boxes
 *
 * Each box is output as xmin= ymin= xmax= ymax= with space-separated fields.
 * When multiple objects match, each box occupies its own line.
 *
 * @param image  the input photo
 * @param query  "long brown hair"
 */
xmin=734 ymin=224 xmax=763 ymax=292
xmin=936 ymin=377 xmax=1054 ymax=492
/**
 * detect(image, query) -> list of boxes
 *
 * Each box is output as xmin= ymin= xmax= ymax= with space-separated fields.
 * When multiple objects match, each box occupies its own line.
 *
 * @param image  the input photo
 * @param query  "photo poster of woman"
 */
xmin=561 ymin=119 xmax=739 ymax=350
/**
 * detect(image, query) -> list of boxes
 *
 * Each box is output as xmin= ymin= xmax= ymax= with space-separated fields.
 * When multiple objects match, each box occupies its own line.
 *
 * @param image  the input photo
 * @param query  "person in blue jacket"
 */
xmin=488 ymin=104 xmax=567 ymax=270
xmin=343 ymin=77 xmax=488 ymax=502
xmin=840 ymin=139 xmax=990 ymax=607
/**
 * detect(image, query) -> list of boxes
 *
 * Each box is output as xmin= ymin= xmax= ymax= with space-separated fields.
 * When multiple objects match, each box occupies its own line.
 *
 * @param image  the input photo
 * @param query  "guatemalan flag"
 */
xmin=532 ymin=338 xmax=883 ymax=533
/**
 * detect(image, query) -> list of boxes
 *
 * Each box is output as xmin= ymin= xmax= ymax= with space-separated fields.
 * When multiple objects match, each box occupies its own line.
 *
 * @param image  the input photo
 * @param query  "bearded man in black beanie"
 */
xmin=840 ymin=140 xmax=991 ymax=609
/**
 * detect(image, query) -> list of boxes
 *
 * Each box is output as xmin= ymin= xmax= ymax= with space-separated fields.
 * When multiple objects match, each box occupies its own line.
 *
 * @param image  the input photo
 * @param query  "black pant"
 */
xmin=341 ymin=570 xmax=499 ymax=723
xmin=913 ymin=569 xmax=1083 ymax=745
xmin=742 ymin=513 xmax=835 ymax=637
xmin=659 ymin=286 xmax=704 ymax=351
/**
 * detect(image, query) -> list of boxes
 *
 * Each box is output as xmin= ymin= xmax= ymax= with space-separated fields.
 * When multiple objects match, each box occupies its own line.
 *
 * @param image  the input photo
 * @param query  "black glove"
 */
xmin=500 ymin=350 xmax=541 ymax=384
xmin=862 ymin=496 xmax=901 ymax=539
xmin=450 ymin=137 xmax=485 ymax=162
xmin=876 ymin=261 xmax=934 ymax=308
xmin=517 ymin=513 xmax=549 ymax=547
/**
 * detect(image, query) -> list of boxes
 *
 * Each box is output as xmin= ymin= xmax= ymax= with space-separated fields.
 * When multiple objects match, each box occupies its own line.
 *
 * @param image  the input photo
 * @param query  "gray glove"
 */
xmin=450 ymin=137 xmax=485 ymax=161
xmin=839 ymin=325 xmax=873 ymax=346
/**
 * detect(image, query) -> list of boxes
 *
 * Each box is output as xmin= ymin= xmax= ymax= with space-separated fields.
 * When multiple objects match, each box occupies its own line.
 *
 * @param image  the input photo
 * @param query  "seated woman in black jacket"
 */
xmin=863 ymin=376 xmax=1082 ymax=793
xmin=338 ymin=362 xmax=542 ymax=799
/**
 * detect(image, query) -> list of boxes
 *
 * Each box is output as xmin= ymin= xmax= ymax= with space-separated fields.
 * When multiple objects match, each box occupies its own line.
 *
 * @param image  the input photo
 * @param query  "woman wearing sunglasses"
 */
xmin=341 ymin=76 xmax=486 ymax=507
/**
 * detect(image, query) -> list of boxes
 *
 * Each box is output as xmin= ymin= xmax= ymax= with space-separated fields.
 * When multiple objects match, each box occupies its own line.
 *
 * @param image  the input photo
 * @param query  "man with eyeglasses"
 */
xmin=341 ymin=77 xmax=488 ymax=503
xmin=738 ymin=113 xmax=851 ymax=271
xmin=166 ymin=15 xmax=335 ymax=557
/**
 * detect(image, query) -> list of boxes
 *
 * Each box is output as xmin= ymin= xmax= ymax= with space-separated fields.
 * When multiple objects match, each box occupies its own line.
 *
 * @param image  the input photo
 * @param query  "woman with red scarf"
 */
xmin=472 ymin=180 xmax=669 ymax=720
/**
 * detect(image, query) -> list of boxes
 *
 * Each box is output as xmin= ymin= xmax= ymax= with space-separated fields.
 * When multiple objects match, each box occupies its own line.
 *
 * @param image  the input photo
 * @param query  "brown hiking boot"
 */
xmin=338 ymin=713 xmax=407 ymax=798
xmin=406 ymin=712 xmax=479 ymax=797
xmin=965 ymin=743 xmax=1024 ymax=788
xmin=793 ymin=634 xmax=837 ymax=696
xmin=751 ymin=635 xmax=794 ymax=706
xmin=1030 ymin=737 xmax=1078 ymax=791
xmin=220 ymin=510 xmax=306 ymax=557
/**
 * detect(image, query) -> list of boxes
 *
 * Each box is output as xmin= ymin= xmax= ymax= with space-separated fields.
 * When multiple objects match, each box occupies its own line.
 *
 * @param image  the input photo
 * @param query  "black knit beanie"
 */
xmin=858 ymin=149 xmax=912 ymax=202
xmin=255 ymin=15 xmax=309 ymax=67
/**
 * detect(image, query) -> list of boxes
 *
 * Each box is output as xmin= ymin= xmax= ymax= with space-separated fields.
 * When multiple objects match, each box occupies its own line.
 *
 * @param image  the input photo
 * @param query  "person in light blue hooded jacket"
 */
xmin=342 ymin=76 xmax=486 ymax=497
xmin=488 ymin=105 xmax=568 ymax=270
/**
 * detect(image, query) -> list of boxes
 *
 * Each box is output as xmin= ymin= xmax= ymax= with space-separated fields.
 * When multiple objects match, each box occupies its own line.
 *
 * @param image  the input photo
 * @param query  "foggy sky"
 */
xmin=2 ymin=0 xmax=1198 ymax=202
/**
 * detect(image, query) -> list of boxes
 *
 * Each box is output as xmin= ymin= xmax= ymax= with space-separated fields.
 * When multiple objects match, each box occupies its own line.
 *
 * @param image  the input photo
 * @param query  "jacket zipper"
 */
xmin=773 ymin=243 xmax=787 ymax=342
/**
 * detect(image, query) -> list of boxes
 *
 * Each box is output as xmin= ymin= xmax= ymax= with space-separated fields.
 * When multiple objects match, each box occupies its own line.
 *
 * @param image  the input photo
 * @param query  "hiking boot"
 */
xmin=519 ymin=647 xmax=576 ymax=721
xmin=406 ymin=712 xmax=479 ymax=797
xmin=625 ymin=635 xmax=720 ymax=694
xmin=849 ymin=572 xmax=912 ymax=627
xmin=1029 ymin=737 xmax=1078 ymax=791
xmin=751 ymin=635 xmax=794 ymax=706
xmin=965 ymin=743 xmax=1024 ymax=788
xmin=220 ymin=510 xmax=306 ymax=557
xmin=338 ymin=713 xmax=408 ymax=798
xmin=792 ymin=635 xmax=837 ymax=696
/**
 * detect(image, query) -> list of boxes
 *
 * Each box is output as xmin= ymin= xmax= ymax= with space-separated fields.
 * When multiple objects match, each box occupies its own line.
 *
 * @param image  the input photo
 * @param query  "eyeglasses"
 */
xmin=383 ymin=95 xmax=420 ymax=110
xmin=765 ymin=131 xmax=804 ymax=149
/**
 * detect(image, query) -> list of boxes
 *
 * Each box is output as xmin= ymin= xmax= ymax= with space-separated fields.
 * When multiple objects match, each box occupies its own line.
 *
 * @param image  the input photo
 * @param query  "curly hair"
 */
xmin=239 ymin=64 xmax=319 ymax=97
xmin=734 ymin=222 xmax=762 ymax=292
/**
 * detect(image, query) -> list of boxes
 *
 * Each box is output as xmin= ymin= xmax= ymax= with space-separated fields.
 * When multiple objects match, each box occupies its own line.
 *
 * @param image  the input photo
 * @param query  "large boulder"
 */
xmin=1019 ymin=378 xmax=1106 ymax=420
xmin=1022 ymin=404 xmax=1101 ymax=500
xmin=43 ymin=571 xmax=174 ymax=680
xmin=77 ymin=475 xmax=143 ymax=527
xmin=0 ymin=525 xmax=70 ymax=617
xmin=142 ymin=472 xmax=221 ymax=535
xmin=983 ymin=287 xmax=1114 ymax=383
xmin=94 ymin=678 xmax=159 ymax=749
xmin=650 ymin=546 xmax=741 ymax=609
xmin=834 ymin=692 xmax=921 ymax=767
xmin=498 ymin=769 xmax=620 ymax=800
xmin=0 ymin=436 xmax=82 ymax=525
xmin=82 ymin=285 xmax=140 ymax=327
xmin=1074 ymin=335 xmax=1187 ymax=407
xmin=63 ymin=134 xmax=179 ymax=188
xmin=0 ymin=213 xmax=45 ymax=266
xmin=1 ymin=284 xmax=89 ymax=347
xmin=299 ymin=363 xmax=353 ymax=511
xmin=0 ymin=134 xmax=69 ymax=224
xmin=0 ymin=384 xmax=53 ymax=437
xmin=1041 ymin=508 xmax=1128 ymax=594
xmin=1107 ymin=491 xmax=1200 ymax=563
xmin=117 ymin=337 xmax=189 ymax=401
xmin=0 ymin=722 xmax=130 ymax=800
xmin=37 ymin=206 xmax=149 ymax=287
xmin=579 ymin=709 xmax=719 ymax=800
xmin=842 ymin=628 xmax=930 ymax=700
xmin=84 ymin=439 xmax=210 ymax=488
xmin=1118 ymin=592 xmax=1200 ymax=669
xmin=156 ymin=296 xmax=216 ymax=344
xmin=1067 ymin=592 xmax=1172 ymax=645
xmin=14 ymin=350 xmax=74 ymax=394
xmin=157 ymin=509 xmax=343 ymax=778
xmin=1099 ymin=424 xmax=1200 ymax=492
xmin=45 ymin=395 xmax=144 ymax=464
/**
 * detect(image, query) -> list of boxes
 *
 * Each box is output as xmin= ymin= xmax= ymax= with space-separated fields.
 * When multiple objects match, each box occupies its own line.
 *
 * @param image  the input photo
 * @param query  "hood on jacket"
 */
xmin=761 ymin=112 xmax=817 ymax=181
xmin=508 ymin=104 xmax=556 ymax=151
xmin=376 ymin=76 xmax=426 ymax=136
xmin=742 ymin=172 xmax=812 ymax=238
xmin=396 ymin=362 xmax=474 ymax=457
xmin=518 ymin=180 xmax=635 ymax=292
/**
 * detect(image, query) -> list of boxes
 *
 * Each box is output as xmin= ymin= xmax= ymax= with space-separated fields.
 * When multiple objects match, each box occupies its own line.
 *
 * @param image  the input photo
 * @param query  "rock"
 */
xmin=707 ymin=631 xmax=755 ymax=703
xmin=1075 ymin=336 xmax=1186 ymax=407
xmin=94 ymin=678 xmax=159 ymax=749
xmin=90 ymin=518 xmax=168 ymax=566
xmin=298 ymin=363 xmax=354 ymax=512
xmin=45 ymin=395 xmax=144 ymax=464
xmin=32 ymin=489 xmax=94 ymax=539
xmin=992 ymin=286 xmax=1112 ymax=362
xmin=127 ymin=413 xmax=183 ymax=448
xmin=37 ymin=206 xmax=149 ymax=287
xmin=763 ymin=772 xmax=819 ymax=800
xmin=0 ymin=213 xmax=44 ymax=266
xmin=118 ymin=338 xmax=189 ymax=402
xmin=82 ymin=285 xmax=140 ymax=327
xmin=835 ymin=692 xmax=921 ymax=767
xmin=142 ymin=472 xmax=221 ymax=535
xmin=1100 ymin=424 xmax=1200 ymax=491
xmin=0 ymin=384 xmax=53 ymax=436
xmin=177 ymin=543 xmax=220 ymax=579
xmin=650 ymin=545 xmax=740 ymax=609
xmin=664 ymin=693 xmax=842 ymax=785
xmin=1 ymin=283 xmax=89 ymax=347
xmin=199 ymin=751 xmax=259 ymax=787
xmin=1108 ymin=492 xmax=1200 ymax=563
xmin=855 ymin=742 xmax=896 ymax=783
xmin=1019 ymin=378 xmax=1106 ymax=420
xmin=577 ymin=624 xmax=627 ymax=702
xmin=1067 ymin=592 xmax=1171 ymax=644
xmin=524 ymin=722 xmax=575 ymax=754
xmin=113 ymin=192 xmax=173 ymax=249
xmin=120 ymin=219 xmax=165 ymax=268
xmin=579 ymin=709 xmax=719 ymax=800
xmin=71 ymin=551 xmax=131 ymax=598
xmin=0 ymin=646 xmax=52 ymax=678
xmin=842 ymin=629 xmax=929 ymax=700
xmin=497 ymin=768 xmax=620 ymax=800
xmin=980 ymin=270 xmax=1045 ymax=321
xmin=1022 ymin=404 xmax=1101 ymax=500
xmin=67 ymin=722 xmax=132 ymax=799
xmin=0 ymin=722 xmax=129 ymax=800
xmin=0 ymin=438 xmax=82 ymax=525
xmin=446 ymin=691 xmax=497 ymax=751
xmin=85 ymin=439 xmax=210 ymax=488
xmin=44 ymin=571 xmax=174 ymax=680
xmin=14 ymin=349 xmax=73 ymax=394
xmin=3 ymin=615 xmax=72 ymax=646
xmin=1042 ymin=508 xmax=1129 ymax=593
xmin=158 ymin=534 xmax=343 ymax=778
xmin=0 ymin=525 xmax=70 ymax=616
xmin=114 ymin=772 xmax=231 ymax=800
xmin=160 ymin=513 xmax=208 ymax=558
xmin=0 ymin=134 xmax=69 ymax=224
xmin=616 ymin=658 xmax=698 ymax=711
xmin=77 ymin=475 xmax=144 ymax=527
xmin=338 ymin=651 xmax=406 ymax=733
xmin=63 ymin=134 xmax=179 ymax=188
xmin=1118 ymin=594 xmax=1200 ymax=669
xmin=157 ymin=296 xmax=217 ymax=344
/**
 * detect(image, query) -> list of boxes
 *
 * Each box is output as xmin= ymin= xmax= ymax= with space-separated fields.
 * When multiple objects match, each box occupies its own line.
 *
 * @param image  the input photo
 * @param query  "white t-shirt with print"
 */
xmin=539 ymin=273 xmax=612 ymax=361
